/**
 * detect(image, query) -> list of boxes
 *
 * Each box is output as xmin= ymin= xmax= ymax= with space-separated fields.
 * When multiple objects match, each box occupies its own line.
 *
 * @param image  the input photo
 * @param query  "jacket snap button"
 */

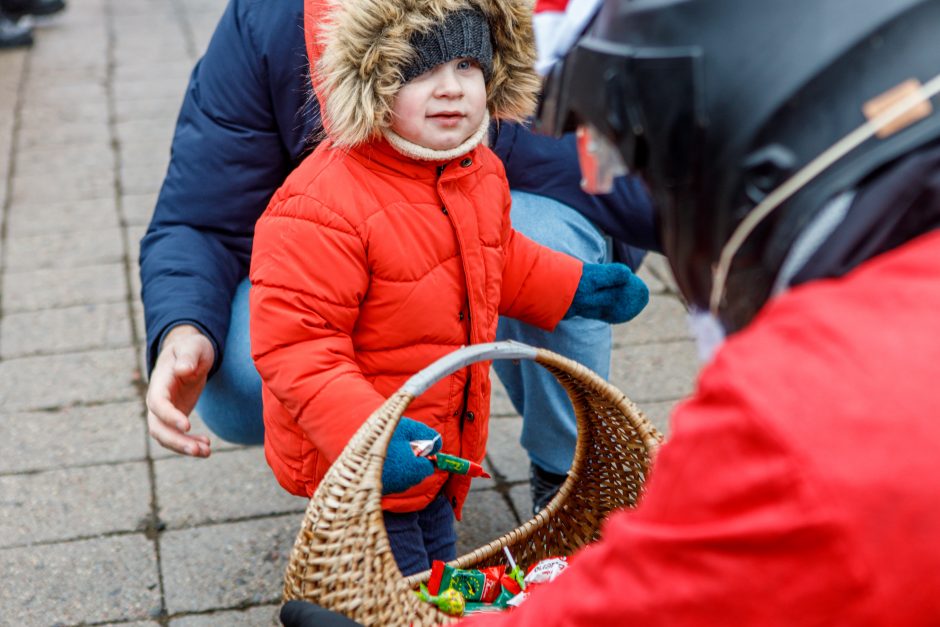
xmin=460 ymin=158 xmax=472 ymax=167
xmin=458 ymin=311 xmax=464 ymax=321
xmin=451 ymin=496 xmax=458 ymax=508
xmin=466 ymin=411 xmax=475 ymax=422
xmin=441 ymin=206 xmax=448 ymax=215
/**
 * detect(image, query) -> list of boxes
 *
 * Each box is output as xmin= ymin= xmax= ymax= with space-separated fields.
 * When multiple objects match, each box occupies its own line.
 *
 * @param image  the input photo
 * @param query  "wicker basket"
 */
xmin=282 ymin=341 xmax=663 ymax=626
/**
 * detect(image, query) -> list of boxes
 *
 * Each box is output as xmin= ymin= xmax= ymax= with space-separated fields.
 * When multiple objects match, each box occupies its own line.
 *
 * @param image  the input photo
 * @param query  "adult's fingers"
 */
xmin=147 ymin=406 xmax=211 ymax=457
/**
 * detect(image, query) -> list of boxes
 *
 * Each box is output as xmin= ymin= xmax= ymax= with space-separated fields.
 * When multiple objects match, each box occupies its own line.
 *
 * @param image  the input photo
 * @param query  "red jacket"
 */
xmin=250 ymin=138 xmax=581 ymax=514
xmin=462 ymin=231 xmax=940 ymax=624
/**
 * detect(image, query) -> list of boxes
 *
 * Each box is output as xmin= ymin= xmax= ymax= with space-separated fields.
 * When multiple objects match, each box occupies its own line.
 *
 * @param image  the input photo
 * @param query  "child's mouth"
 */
xmin=429 ymin=112 xmax=464 ymax=127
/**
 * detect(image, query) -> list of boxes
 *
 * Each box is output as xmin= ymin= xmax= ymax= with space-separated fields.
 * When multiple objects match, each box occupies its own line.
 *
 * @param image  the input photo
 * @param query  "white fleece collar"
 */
xmin=383 ymin=111 xmax=490 ymax=162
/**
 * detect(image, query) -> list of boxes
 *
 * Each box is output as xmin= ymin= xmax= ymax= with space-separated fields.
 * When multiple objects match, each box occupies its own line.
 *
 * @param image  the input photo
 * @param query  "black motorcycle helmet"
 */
xmin=538 ymin=0 xmax=940 ymax=333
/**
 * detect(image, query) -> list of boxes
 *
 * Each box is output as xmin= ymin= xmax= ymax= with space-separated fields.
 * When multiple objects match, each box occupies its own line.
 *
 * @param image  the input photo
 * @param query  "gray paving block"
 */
xmin=123 ymin=192 xmax=159 ymax=226
xmin=1 ymin=302 xmax=133 ymax=359
xmin=14 ymin=144 xmax=114 ymax=178
xmin=11 ymin=168 xmax=114 ymax=204
xmin=18 ymin=119 xmax=110 ymax=151
xmin=169 ymin=605 xmax=281 ymax=626
xmin=161 ymin=514 xmax=301 ymax=614
xmin=508 ymin=483 xmax=534 ymax=523
xmin=0 ymin=45 xmax=25 ymax=80
xmin=612 ymin=294 xmax=691 ymax=347
xmin=0 ymin=401 xmax=146 ymax=474
xmin=18 ymin=99 xmax=109 ymax=127
xmin=456 ymin=489 xmax=521 ymax=556
xmin=0 ymin=347 xmax=139 ymax=412
xmin=638 ymin=399 xmax=679 ymax=438
xmin=116 ymin=117 xmax=178 ymax=144
xmin=122 ymin=162 xmax=172 ymax=195
xmin=4 ymin=227 xmax=124 ymax=271
xmin=0 ymin=534 xmax=161 ymax=626
xmin=115 ymin=96 xmax=186 ymax=124
xmin=609 ymin=340 xmax=699 ymax=404
xmin=155 ymin=448 xmax=307 ymax=528
xmin=6 ymin=196 xmax=119 ymax=236
xmin=0 ymin=462 xmax=151 ymax=548
xmin=126 ymin=224 xmax=147 ymax=263
xmin=23 ymin=80 xmax=108 ymax=107
xmin=114 ymin=76 xmax=189 ymax=103
xmin=484 ymin=416 xmax=527 ymax=483
xmin=2 ymin=262 xmax=127 ymax=312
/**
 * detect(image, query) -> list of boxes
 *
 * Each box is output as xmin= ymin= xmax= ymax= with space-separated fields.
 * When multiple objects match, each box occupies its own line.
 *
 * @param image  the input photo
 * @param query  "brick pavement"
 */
xmin=0 ymin=1 xmax=699 ymax=624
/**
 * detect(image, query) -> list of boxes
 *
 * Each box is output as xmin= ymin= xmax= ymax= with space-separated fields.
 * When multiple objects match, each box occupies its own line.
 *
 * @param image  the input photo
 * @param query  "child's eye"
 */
xmin=457 ymin=58 xmax=478 ymax=71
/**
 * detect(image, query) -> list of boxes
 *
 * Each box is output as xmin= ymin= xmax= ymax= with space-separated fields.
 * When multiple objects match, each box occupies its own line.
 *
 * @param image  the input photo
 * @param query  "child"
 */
xmin=248 ymin=0 xmax=648 ymax=576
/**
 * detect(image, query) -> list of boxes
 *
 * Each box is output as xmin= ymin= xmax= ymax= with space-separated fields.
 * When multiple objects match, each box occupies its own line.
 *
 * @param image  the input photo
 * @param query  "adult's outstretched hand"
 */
xmin=145 ymin=324 xmax=215 ymax=457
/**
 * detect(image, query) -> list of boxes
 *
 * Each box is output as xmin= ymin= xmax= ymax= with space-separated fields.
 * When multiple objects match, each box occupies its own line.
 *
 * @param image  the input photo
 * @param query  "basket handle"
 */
xmin=401 ymin=341 xmax=538 ymax=396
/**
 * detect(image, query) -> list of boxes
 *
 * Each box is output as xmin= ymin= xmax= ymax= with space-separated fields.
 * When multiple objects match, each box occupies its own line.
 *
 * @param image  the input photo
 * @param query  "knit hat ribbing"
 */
xmin=400 ymin=8 xmax=493 ymax=84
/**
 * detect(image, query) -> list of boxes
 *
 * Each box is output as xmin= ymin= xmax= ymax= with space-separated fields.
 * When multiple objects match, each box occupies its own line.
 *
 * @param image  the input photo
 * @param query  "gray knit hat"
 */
xmin=400 ymin=8 xmax=494 ymax=84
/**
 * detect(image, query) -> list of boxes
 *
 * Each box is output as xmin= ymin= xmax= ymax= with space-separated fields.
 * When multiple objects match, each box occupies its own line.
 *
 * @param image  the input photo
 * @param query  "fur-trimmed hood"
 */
xmin=306 ymin=0 xmax=540 ymax=148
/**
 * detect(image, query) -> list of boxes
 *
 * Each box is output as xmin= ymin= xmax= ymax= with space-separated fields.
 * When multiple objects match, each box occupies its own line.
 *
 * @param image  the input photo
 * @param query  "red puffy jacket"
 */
xmin=461 ymin=230 xmax=940 ymax=624
xmin=250 ymin=136 xmax=581 ymax=514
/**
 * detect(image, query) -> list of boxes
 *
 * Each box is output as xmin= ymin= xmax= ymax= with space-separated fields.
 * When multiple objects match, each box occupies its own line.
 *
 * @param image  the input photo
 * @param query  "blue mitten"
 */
xmin=381 ymin=417 xmax=442 ymax=495
xmin=564 ymin=263 xmax=649 ymax=323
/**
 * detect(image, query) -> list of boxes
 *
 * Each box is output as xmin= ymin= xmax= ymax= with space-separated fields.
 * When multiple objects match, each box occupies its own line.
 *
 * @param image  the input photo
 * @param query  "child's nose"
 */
xmin=434 ymin=68 xmax=463 ymax=97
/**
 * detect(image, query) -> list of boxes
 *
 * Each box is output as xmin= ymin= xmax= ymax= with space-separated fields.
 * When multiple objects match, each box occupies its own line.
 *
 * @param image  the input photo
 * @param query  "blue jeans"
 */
xmin=196 ymin=191 xmax=613 ymax=477
xmin=383 ymin=493 xmax=456 ymax=576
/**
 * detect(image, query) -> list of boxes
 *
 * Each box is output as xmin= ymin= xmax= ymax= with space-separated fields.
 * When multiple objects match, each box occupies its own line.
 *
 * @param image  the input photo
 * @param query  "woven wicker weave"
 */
xmin=282 ymin=341 xmax=663 ymax=626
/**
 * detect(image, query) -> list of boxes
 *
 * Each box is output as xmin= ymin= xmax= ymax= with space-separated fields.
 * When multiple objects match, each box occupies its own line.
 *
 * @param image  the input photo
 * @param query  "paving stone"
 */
xmin=114 ymin=75 xmax=190 ymax=103
xmin=123 ymin=192 xmax=159 ymax=226
xmin=155 ymin=448 xmax=306 ymax=528
xmin=0 ymin=45 xmax=26 ymax=81
xmin=161 ymin=514 xmax=301 ymax=614
xmin=122 ymin=163 xmax=167 ymax=195
xmin=456 ymin=489 xmax=521 ymax=556
xmin=1 ymin=302 xmax=133 ymax=358
xmin=609 ymin=340 xmax=700 ymax=404
xmin=14 ymin=143 xmax=114 ymax=178
xmin=0 ymin=347 xmax=139 ymax=412
xmin=116 ymin=115 xmax=179 ymax=144
xmin=18 ymin=119 xmax=110 ymax=151
xmin=484 ymin=416 xmax=527 ymax=484
xmin=638 ymin=399 xmax=680 ymax=437
xmin=116 ymin=96 xmax=186 ymax=123
xmin=18 ymin=99 xmax=110 ymax=127
xmin=6 ymin=196 xmax=119 ymax=236
xmin=11 ymin=168 xmax=114 ymax=204
xmin=508 ymin=483 xmax=534 ymax=523
xmin=126 ymin=224 xmax=147 ymax=263
xmin=23 ymin=80 xmax=108 ymax=107
xmin=0 ymin=462 xmax=151 ymax=547
xmin=115 ymin=60 xmax=193 ymax=85
xmin=612 ymin=294 xmax=691 ymax=347
xmin=4 ymin=227 xmax=124 ymax=271
xmin=2 ymin=262 xmax=127 ymax=312
xmin=121 ymin=139 xmax=173 ymax=171
xmin=169 ymin=604 xmax=281 ymax=626
xmin=0 ymin=535 xmax=161 ymax=626
xmin=0 ymin=401 xmax=146 ymax=474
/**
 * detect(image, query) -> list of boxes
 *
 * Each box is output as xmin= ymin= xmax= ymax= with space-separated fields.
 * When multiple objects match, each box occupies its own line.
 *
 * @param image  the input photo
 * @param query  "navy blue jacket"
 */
xmin=140 ymin=0 xmax=658 ymax=374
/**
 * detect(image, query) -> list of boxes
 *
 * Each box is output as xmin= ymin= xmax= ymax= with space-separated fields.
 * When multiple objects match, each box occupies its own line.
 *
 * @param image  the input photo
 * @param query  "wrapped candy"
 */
xmin=417 ymin=582 xmax=466 ymax=616
xmin=409 ymin=439 xmax=491 ymax=478
xmin=428 ymin=561 xmax=503 ymax=602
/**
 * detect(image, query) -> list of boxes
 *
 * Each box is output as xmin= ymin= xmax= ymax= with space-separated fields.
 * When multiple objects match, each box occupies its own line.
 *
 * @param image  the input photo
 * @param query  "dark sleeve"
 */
xmin=139 ymin=0 xmax=315 ymax=375
xmin=492 ymin=122 xmax=662 ymax=259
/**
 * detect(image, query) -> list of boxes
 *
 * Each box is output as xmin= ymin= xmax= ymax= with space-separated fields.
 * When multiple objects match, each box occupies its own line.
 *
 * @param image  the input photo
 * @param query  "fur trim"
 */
xmin=316 ymin=0 xmax=539 ymax=147
xmin=384 ymin=110 xmax=491 ymax=161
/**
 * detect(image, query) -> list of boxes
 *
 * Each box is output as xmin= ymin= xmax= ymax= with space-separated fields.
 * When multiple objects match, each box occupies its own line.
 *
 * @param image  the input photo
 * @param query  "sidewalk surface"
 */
xmin=0 ymin=1 xmax=699 ymax=624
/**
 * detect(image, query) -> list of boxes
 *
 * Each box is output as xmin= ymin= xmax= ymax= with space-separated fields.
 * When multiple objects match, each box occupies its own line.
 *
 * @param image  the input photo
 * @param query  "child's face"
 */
xmin=390 ymin=58 xmax=487 ymax=151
